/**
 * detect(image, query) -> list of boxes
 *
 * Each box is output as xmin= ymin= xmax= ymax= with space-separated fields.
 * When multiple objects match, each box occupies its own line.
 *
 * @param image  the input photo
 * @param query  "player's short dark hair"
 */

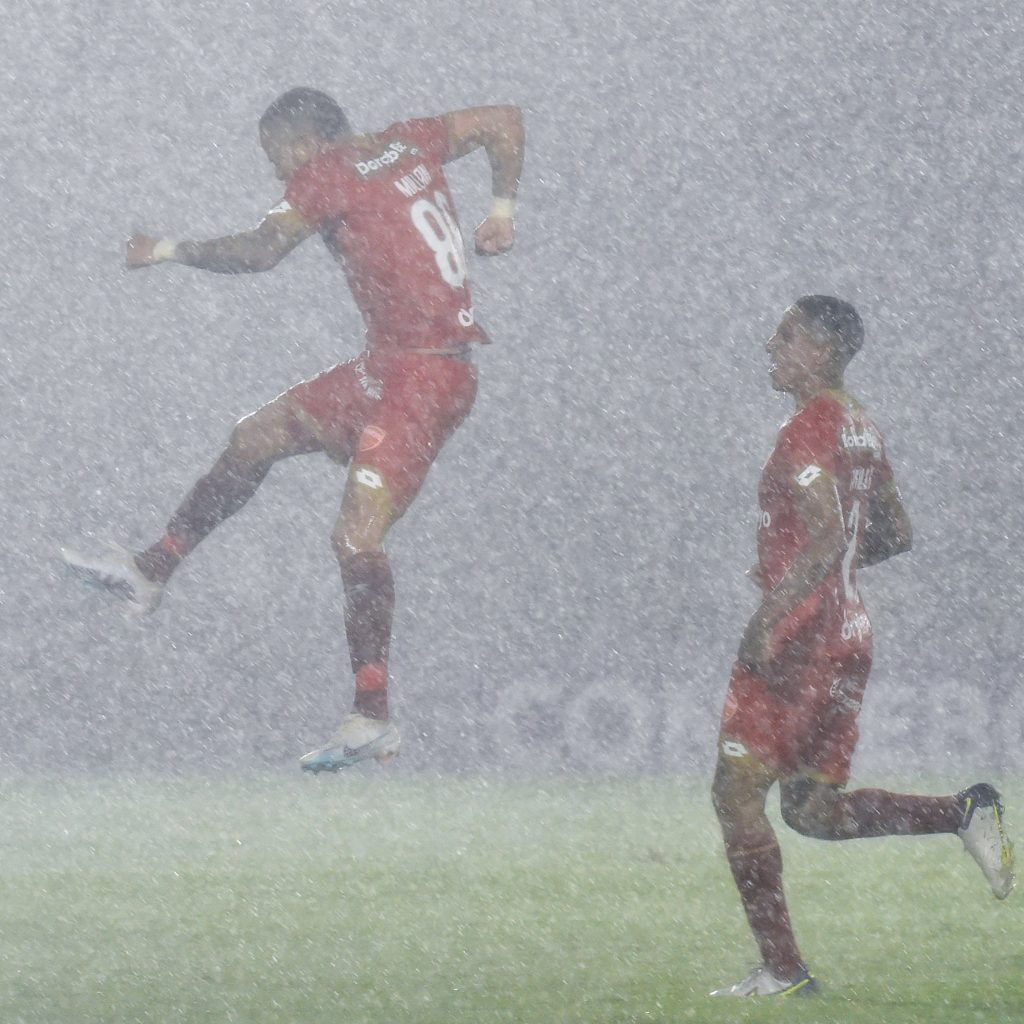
xmin=259 ymin=87 xmax=351 ymax=141
xmin=792 ymin=295 xmax=864 ymax=366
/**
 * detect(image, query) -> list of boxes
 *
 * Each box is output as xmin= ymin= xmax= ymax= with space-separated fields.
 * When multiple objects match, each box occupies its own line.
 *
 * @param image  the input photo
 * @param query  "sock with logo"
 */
xmin=340 ymin=551 xmax=395 ymax=721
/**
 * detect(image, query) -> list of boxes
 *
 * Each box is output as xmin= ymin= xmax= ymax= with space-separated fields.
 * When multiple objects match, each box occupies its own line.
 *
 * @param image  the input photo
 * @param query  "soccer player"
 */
xmin=62 ymin=88 xmax=524 ymax=772
xmin=710 ymin=296 xmax=1015 ymax=997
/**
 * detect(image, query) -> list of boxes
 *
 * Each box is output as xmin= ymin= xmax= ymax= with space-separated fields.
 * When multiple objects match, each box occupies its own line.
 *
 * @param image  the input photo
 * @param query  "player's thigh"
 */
xmin=334 ymin=357 xmax=477 ymax=552
xmin=711 ymin=750 xmax=777 ymax=838
xmin=796 ymin=648 xmax=873 ymax=787
xmin=779 ymin=774 xmax=843 ymax=837
xmin=717 ymin=662 xmax=803 ymax=778
xmin=280 ymin=357 xmax=379 ymax=465
xmin=229 ymin=393 xmax=324 ymax=463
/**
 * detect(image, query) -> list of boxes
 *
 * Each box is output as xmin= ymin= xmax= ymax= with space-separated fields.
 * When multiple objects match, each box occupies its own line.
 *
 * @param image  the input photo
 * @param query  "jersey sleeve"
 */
xmin=285 ymin=154 xmax=349 ymax=227
xmin=776 ymin=403 xmax=841 ymax=490
xmin=392 ymin=117 xmax=451 ymax=165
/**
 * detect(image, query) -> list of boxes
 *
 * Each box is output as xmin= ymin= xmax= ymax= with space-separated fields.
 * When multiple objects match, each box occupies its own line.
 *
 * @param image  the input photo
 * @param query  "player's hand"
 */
xmin=126 ymin=233 xmax=165 ymax=269
xmin=737 ymin=609 xmax=776 ymax=681
xmin=474 ymin=215 xmax=514 ymax=256
xmin=127 ymin=234 xmax=179 ymax=269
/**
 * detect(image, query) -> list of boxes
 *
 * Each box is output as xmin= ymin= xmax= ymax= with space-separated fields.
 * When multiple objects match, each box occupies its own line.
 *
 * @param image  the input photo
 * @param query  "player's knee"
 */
xmin=227 ymin=415 xmax=275 ymax=464
xmin=780 ymin=785 xmax=838 ymax=840
xmin=331 ymin=518 xmax=384 ymax=561
xmin=226 ymin=402 xmax=298 ymax=464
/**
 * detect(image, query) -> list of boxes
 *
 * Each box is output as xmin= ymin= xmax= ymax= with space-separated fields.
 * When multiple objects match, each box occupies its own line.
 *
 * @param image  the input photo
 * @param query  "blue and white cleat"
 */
xmin=957 ymin=783 xmax=1015 ymax=900
xmin=710 ymin=964 xmax=818 ymax=998
xmin=299 ymin=713 xmax=401 ymax=773
xmin=61 ymin=541 xmax=164 ymax=616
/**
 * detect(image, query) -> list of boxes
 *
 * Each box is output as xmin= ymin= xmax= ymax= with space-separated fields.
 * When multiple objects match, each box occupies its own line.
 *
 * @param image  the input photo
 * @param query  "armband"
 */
xmin=489 ymin=197 xmax=516 ymax=220
xmin=151 ymin=238 xmax=179 ymax=262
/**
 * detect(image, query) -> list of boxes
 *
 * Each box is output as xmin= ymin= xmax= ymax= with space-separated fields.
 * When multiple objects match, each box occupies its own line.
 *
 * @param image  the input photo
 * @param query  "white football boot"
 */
xmin=61 ymin=541 xmax=164 ymax=615
xmin=710 ymin=964 xmax=818 ymax=998
xmin=957 ymin=783 xmax=1015 ymax=900
xmin=299 ymin=713 xmax=401 ymax=773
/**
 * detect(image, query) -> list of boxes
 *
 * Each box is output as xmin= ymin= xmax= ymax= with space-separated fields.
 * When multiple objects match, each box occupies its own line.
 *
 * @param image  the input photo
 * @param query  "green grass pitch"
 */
xmin=1 ymin=773 xmax=1020 ymax=1023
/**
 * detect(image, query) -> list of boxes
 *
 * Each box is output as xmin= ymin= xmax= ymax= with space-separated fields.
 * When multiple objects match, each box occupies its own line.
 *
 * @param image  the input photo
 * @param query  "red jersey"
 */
xmin=757 ymin=390 xmax=894 ymax=651
xmin=284 ymin=117 xmax=486 ymax=352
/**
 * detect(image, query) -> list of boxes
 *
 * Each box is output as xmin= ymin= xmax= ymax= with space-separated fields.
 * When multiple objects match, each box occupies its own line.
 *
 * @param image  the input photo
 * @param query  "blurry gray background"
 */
xmin=3 ymin=0 xmax=1022 ymax=774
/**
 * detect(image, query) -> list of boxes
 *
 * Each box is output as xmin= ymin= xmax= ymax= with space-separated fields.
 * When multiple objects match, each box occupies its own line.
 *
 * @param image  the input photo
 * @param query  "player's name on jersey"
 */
xmin=393 ymin=164 xmax=432 ymax=199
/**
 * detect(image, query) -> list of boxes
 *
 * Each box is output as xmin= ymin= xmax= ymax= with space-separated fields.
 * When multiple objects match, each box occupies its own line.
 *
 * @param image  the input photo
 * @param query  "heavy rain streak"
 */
xmin=1 ymin=1 xmax=1021 ymax=1020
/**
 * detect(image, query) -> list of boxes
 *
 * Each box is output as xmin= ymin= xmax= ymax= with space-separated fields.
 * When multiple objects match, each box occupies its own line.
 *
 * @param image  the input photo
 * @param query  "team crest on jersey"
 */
xmin=358 ymin=426 xmax=387 ymax=452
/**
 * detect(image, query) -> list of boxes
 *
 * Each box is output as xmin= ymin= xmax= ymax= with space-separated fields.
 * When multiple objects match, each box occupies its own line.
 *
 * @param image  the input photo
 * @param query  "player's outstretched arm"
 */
xmin=442 ymin=105 xmax=524 ymax=256
xmin=126 ymin=206 xmax=315 ymax=274
xmin=858 ymin=480 xmax=912 ymax=567
xmin=738 ymin=473 xmax=847 ymax=678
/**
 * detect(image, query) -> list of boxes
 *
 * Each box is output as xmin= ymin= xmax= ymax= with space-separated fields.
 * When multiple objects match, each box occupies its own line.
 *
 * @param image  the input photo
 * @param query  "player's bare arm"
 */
xmin=858 ymin=479 xmax=912 ymax=568
xmin=126 ymin=205 xmax=315 ymax=274
xmin=442 ymin=105 xmax=524 ymax=256
xmin=738 ymin=472 xmax=847 ymax=677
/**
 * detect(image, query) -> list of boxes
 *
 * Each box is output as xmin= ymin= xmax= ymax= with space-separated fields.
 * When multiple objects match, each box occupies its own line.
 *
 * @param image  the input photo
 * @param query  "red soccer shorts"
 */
xmin=718 ymin=642 xmax=873 ymax=785
xmin=284 ymin=349 xmax=477 ymax=515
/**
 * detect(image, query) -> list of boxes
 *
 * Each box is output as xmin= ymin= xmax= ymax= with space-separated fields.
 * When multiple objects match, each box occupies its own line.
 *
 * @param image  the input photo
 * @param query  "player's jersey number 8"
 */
xmin=410 ymin=192 xmax=467 ymax=290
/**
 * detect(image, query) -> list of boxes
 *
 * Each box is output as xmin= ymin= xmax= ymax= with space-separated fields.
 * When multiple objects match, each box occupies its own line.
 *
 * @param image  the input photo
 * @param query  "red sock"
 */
xmin=340 ymin=552 xmax=395 ymax=721
xmin=830 ymin=789 xmax=960 ymax=838
xmin=354 ymin=661 xmax=388 ymax=720
xmin=135 ymin=535 xmax=188 ymax=585
xmin=725 ymin=835 xmax=803 ymax=978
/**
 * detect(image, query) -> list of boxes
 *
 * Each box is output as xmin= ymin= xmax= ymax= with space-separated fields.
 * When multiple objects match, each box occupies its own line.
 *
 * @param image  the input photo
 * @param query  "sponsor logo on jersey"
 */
xmin=840 ymin=425 xmax=881 ymax=452
xmin=840 ymin=609 xmax=872 ymax=642
xmin=394 ymin=163 xmax=432 ymax=198
xmin=354 ymin=139 xmax=409 ymax=178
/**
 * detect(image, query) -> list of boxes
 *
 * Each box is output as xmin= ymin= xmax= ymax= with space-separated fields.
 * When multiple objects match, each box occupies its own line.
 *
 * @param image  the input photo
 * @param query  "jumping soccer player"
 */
xmin=63 ymin=88 xmax=524 ymax=772
xmin=710 ymin=296 xmax=1015 ymax=997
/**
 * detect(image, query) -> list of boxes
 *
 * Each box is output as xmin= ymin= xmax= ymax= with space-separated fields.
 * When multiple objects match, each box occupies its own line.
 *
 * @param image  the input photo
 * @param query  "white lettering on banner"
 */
xmin=757 ymin=509 xmax=771 ymax=530
xmin=721 ymin=739 xmax=749 ymax=759
xmin=458 ymin=307 xmax=475 ymax=327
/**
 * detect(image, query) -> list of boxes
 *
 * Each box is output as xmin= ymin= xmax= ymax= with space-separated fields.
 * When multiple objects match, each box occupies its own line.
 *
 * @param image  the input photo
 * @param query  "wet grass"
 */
xmin=0 ymin=772 xmax=1020 ymax=1023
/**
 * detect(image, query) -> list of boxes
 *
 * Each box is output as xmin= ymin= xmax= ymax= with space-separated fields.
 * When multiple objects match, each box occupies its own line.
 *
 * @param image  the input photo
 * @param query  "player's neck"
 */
xmin=792 ymin=376 xmax=845 ymax=411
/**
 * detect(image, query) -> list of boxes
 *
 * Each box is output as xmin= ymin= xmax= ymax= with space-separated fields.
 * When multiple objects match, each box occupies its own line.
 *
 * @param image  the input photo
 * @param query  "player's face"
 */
xmin=260 ymin=126 xmax=316 ymax=182
xmin=766 ymin=310 xmax=828 ymax=393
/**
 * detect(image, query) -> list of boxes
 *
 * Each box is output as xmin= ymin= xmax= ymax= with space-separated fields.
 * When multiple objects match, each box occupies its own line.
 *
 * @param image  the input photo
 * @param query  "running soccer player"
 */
xmin=710 ymin=296 xmax=1015 ymax=998
xmin=63 ymin=88 xmax=524 ymax=772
